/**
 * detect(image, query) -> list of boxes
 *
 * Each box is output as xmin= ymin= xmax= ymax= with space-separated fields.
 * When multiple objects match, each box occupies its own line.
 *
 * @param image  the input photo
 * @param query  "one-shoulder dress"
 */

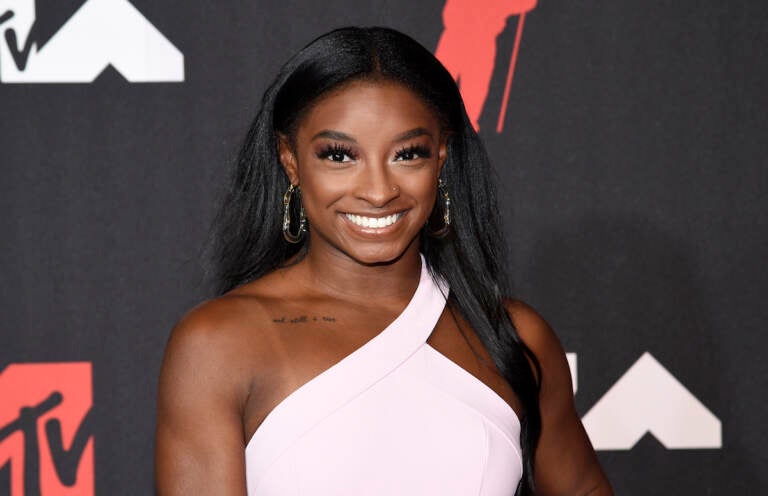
xmin=245 ymin=255 xmax=523 ymax=495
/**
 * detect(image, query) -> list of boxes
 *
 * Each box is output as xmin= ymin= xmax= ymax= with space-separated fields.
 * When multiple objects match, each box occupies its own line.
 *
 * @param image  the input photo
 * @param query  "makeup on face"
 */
xmin=310 ymin=127 xmax=434 ymax=168
xmin=283 ymin=80 xmax=447 ymax=264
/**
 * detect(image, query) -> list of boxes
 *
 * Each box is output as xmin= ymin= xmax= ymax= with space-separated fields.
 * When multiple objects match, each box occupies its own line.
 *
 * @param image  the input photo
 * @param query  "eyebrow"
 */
xmin=393 ymin=127 xmax=433 ymax=143
xmin=311 ymin=130 xmax=356 ymax=142
xmin=310 ymin=127 xmax=433 ymax=144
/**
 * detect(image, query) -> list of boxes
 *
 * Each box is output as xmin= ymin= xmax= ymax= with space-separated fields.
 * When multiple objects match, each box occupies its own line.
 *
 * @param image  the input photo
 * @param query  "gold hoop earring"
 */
xmin=428 ymin=178 xmax=451 ymax=238
xmin=283 ymin=184 xmax=307 ymax=243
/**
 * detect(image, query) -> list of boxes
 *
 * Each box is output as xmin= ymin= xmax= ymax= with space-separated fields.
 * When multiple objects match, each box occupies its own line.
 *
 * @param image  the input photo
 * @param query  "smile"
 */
xmin=344 ymin=212 xmax=404 ymax=229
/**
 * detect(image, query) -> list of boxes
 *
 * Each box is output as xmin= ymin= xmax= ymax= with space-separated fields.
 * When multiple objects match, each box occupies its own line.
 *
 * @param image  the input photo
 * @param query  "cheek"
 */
xmin=403 ymin=172 xmax=439 ymax=204
xmin=296 ymin=163 xmax=344 ymax=206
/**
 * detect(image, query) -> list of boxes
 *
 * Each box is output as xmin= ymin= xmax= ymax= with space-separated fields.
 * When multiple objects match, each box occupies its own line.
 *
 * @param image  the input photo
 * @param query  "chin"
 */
xmin=346 ymin=248 xmax=406 ymax=266
xmin=312 ymin=220 xmax=423 ymax=266
xmin=338 ymin=240 xmax=417 ymax=267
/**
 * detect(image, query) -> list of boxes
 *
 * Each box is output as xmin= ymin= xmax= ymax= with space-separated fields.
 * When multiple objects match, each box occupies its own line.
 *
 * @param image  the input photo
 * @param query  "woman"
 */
xmin=155 ymin=26 xmax=612 ymax=496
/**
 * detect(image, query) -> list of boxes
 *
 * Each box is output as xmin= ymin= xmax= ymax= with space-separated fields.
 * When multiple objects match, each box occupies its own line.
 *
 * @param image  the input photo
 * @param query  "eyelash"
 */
xmin=394 ymin=144 xmax=432 ymax=161
xmin=317 ymin=143 xmax=357 ymax=162
xmin=316 ymin=143 xmax=432 ymax=163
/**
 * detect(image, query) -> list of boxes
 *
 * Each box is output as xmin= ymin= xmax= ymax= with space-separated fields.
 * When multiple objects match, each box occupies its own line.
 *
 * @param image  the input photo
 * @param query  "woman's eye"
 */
xmin=317 ymin=144 xmax=356 ymax=163
xmin=394 ymin=145 xmax=431 ymax=162
xmin=328 ymin=151 xmax=351 ymax=162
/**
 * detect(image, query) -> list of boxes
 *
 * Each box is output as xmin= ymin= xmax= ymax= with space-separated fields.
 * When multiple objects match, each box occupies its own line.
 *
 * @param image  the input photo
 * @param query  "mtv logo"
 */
xmin=0 ymin=362 xmax=94 ymax=496
xmin=0 ymin=0 xmax=184 ymax=83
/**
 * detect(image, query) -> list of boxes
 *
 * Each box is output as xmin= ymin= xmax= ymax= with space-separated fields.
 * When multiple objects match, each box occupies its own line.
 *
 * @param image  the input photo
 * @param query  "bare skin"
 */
xmin=155 ymin=81 xmax=612 ymax=495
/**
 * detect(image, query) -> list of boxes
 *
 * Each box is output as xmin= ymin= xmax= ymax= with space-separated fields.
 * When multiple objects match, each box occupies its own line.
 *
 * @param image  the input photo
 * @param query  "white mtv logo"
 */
xmin=0 ymin=0 xmax=183 ymax=83
xmin=568 ymin=352 xmax=722 ymax=450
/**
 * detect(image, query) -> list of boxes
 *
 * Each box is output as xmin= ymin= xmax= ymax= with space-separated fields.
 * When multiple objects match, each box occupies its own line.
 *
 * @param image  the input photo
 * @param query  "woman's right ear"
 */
xmin=276 ymin=133 xmax=299 ymax=185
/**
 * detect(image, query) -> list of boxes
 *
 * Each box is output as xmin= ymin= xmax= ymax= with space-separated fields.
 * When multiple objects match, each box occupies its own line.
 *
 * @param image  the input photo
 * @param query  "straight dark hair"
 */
xmin=207 ymin=26 xmax=542 ymax=496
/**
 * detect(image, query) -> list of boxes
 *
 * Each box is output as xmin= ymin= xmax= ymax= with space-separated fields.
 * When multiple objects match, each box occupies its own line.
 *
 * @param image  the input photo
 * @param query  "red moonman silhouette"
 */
xmin=435 ymin=0 xmax=537 ymax=132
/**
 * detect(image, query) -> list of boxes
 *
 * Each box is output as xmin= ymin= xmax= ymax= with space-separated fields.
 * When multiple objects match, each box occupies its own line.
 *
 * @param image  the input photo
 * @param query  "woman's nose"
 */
xmin=354 ymin=165 xmax=400 ymax=207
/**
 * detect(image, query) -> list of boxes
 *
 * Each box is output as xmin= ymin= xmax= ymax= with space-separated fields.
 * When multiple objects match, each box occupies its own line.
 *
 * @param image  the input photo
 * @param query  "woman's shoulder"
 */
xmin=502 ymin=298 xmax=572 ymax=391
xmin=155 ymin=288 xmax=290 ymax=492
xmin=157 ymin=285 xmax=294 ymax=421
xmin=162 ymin=277 xmax=294 ymax=381
xmin=504 ymin=298 xmax=557 ymax=341
xmin=503 ymin=298 xmax=561 ymax=350
xmin=169 ymin=295 xmax=258 ymax=346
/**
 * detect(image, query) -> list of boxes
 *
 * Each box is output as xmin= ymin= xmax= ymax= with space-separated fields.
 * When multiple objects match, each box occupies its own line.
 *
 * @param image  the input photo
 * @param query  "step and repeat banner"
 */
xmin=1 ymin=0 xmax=766 ymax=494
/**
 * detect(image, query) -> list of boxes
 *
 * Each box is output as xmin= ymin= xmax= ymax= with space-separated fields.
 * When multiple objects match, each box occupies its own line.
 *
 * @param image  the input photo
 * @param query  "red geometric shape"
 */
xmin=0 ymin=362 xmax=94 ymax=496
xmin=435 ymin=0 xmax=537 ymax=132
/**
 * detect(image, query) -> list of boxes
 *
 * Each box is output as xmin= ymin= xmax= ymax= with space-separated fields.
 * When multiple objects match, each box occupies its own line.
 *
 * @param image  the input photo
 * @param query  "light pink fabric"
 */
xmin=245 ymin=257 xmax=523 ymax=495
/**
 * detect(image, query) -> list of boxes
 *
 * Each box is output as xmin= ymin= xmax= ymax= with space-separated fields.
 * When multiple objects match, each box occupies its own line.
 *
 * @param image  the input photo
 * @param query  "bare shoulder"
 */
xmin=503 ymin=299 xmax=565 ymax=362
xmin=162 ymin=286 xmax=285 ymax=379
xmin=503 ymin=298 xmax=572 ymax=394
xmin=159 ymin=297 xmax=259 ymax=410
xmin=155 ymin=293 xmax=280 ymax=495
xmin=167 ymin=294 xmax=263 ymax=356
xmin=502 ymin=304 xmax=612 ymax=494
xmin=160 ymin=268 xmax=305 ymax=397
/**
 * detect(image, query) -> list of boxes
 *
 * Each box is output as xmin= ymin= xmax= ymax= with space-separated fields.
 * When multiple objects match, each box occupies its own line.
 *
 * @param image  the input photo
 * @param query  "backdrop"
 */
xmin=1 ymin=0 xmax=766 ymax=494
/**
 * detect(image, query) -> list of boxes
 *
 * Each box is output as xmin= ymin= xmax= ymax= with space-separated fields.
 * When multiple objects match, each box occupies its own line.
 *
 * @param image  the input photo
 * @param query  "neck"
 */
xmin=296 ymin=241 xmax=423 ymax=306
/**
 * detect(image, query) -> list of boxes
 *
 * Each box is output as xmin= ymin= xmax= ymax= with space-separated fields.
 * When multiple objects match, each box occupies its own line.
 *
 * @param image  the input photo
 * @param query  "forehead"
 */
xmin=296 ymin=80 xmax=440 ymax=139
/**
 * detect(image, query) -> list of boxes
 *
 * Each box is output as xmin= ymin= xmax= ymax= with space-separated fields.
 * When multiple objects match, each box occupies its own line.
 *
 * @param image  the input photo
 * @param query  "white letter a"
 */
xmin=582 ymin=352 xmax=721 ymax=450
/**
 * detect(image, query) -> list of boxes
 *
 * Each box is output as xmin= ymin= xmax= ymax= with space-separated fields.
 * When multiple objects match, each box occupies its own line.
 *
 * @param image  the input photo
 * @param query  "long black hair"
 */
xmin=207 ymin=26 xmax=541 ymax=496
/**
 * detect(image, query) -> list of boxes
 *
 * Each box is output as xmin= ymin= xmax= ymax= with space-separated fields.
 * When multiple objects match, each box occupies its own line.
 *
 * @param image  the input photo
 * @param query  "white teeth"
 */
xmin=345 ymin=213 xmax=402 ymax=228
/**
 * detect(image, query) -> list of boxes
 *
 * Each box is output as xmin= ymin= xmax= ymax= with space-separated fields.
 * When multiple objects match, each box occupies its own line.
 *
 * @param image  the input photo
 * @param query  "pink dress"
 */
xmin=245 ymin=256 xmax=523 ymax=495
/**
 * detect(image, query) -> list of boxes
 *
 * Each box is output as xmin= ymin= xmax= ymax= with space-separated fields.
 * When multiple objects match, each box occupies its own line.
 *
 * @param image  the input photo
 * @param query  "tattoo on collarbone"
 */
xmin=272 ymin=315 xmax=337 ymax=324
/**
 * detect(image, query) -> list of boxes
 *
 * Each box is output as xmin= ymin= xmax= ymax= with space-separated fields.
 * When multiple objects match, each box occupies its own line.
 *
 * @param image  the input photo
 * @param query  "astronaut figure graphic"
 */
xmin=436 ymin=0 xmax=537 ymax=132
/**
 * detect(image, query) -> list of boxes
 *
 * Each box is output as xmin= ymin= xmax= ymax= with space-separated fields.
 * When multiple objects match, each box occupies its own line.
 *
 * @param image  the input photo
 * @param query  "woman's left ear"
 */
xmin=276 ymin=132 xmax=300 ymax=185
xmin=437 ymin=133 xmax=450 ymax=177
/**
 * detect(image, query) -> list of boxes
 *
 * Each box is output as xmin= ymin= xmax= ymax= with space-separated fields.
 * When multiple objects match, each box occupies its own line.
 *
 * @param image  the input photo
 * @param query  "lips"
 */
xmin=343 ymin=212 xmax=404 ymax=229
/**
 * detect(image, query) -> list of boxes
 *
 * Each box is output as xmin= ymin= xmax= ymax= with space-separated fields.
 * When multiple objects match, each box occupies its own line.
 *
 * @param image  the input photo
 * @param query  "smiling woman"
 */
xmin=154 ymin=27 xmax=612 ymax=496
xmin=277 ymin=81 xmax=446 ymax=265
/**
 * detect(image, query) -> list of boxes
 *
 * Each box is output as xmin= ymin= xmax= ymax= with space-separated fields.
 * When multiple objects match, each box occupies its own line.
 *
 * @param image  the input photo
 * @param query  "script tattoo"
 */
xmin=272 ymin=315 xmax=336 ymax=324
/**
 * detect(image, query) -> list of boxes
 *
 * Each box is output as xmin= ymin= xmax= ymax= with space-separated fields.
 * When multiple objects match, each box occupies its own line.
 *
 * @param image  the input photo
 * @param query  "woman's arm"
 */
xmin=155 ymin=303 xmax=250 ymax=496
xmin=507 ymin=300 xmax=613 ymax=496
